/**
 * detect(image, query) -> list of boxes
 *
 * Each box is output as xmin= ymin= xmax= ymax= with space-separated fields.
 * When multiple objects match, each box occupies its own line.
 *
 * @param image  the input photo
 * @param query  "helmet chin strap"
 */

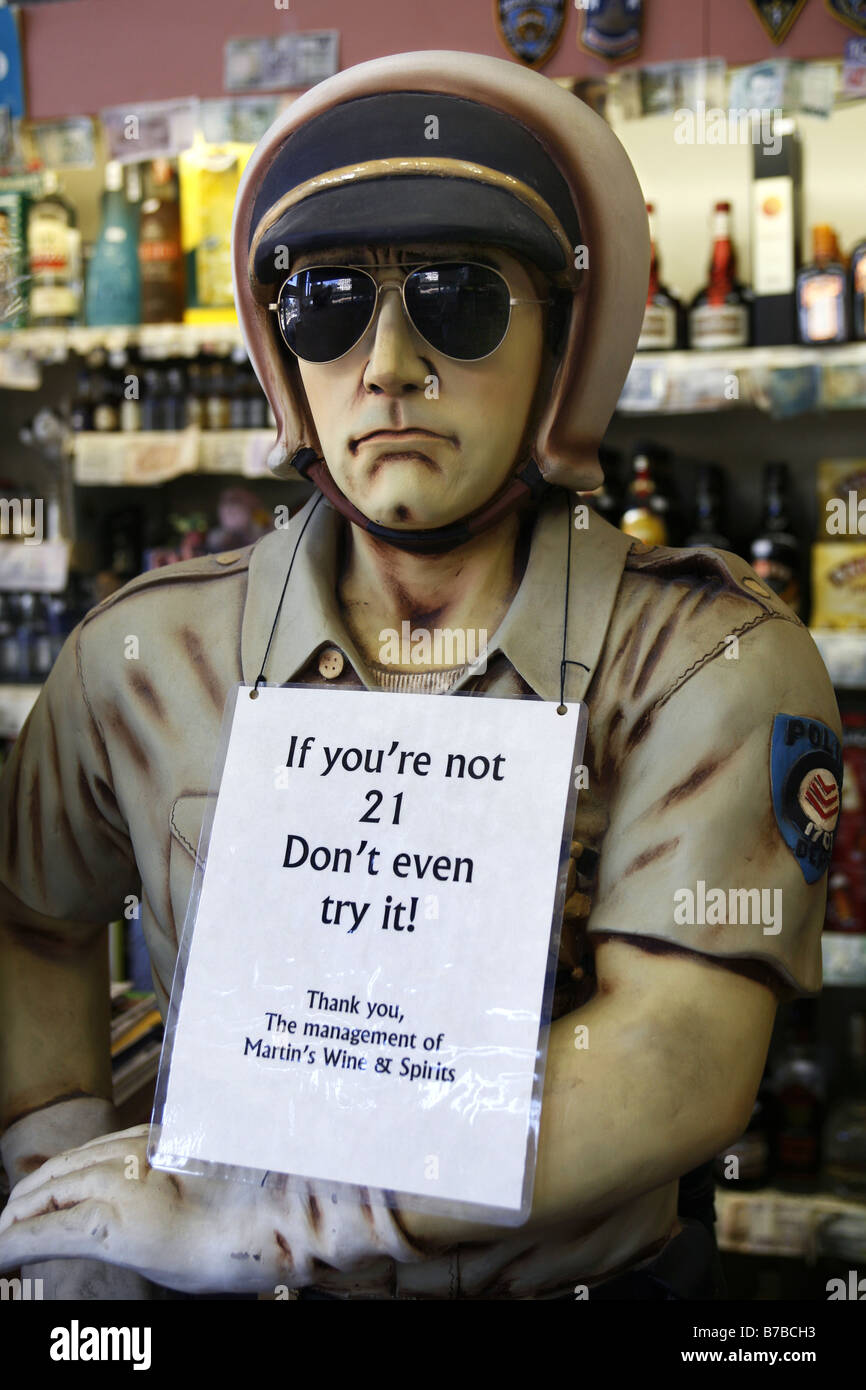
xmin=289 ymin=448 xmax=553 ymax=556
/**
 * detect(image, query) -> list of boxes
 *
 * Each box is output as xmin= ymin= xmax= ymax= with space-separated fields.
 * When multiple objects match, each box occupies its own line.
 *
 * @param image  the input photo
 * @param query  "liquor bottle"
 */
xmin=26 ymin=169 xmax=82 ymax=327
xmin=229 ymin=345 xmax=249 ymax=430
xmin=771 ymin=999 xmax=826 ymax=1192
xmin=204 ymin=354 xmax=230 ymax=430
xmin=619 ymin=449 xmax=672 ymax=547
xmin=118 ymin=346 xmax=142 ymax=433
xmin=90 ymin=349 xmax=119 ymax=433
xmin=244 ymin=360 xmax=268 ymax=429
xmin=637 ymin=203 xmax=684 ymax=352
xmin=139 ymin=159 xmax=185 ymax=324
xmin=688 ymin=201 xmax=751 ymax=350
xmin=822 ymin=1012 xmax=866 ymax=1200
xmin=685 ymin=463 xmax=732 ymax=549
xmin=163 ymin=360 xmax=187 ymax=430
xmin=140 ymin=366 xmax=167 ymax=431
xmin=0 ymin=594 xmax=18 ymax=683
xmin=796 ymin=225 xmax=849 ymax=345
xmin=714 ymin=1078 xmax=773 ymax=1190
xmin=85 ymin=160 xmax=140 ymax=327
xmin=70 ymin=366 xmax=93 ymax=432
xmin=185 ymin=360 xmax=204 ymax=429
xmin=749 ymin=462 xmax=801 ymax=616
xmin=850 ymin=235 xmax=866 ymax=342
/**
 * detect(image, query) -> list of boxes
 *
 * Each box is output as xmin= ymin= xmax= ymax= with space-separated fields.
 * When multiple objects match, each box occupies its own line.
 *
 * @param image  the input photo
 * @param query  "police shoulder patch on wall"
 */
xmin=771 ymin=714 xmax=843 ymax=884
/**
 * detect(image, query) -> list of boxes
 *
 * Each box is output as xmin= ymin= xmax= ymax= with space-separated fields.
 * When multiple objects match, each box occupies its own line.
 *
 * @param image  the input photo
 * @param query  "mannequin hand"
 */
xmin=0 ymin=1126 xmax=421 ymax=1294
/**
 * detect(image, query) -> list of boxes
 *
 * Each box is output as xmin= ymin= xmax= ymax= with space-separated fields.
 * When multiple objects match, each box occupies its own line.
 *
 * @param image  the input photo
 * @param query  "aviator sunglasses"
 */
xmin=269 ymin=261 xmax=550 ymax=365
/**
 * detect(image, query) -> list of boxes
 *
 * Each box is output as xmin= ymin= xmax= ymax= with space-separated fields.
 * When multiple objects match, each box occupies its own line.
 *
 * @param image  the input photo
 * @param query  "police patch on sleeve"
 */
xmin=770 ymin=714 xmax=843 ymax=884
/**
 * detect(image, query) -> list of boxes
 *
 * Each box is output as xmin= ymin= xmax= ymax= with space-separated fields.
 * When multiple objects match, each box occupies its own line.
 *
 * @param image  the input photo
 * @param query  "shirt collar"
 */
xmin=241 ymin=491 xmax=633 ymax=701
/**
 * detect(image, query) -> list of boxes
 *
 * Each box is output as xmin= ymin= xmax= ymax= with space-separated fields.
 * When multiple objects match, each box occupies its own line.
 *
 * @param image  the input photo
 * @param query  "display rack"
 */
xmin=72 ymin=427 xmax=295 ymax=486
xmin=715 ymin=1187 xmax=866 ymax=1263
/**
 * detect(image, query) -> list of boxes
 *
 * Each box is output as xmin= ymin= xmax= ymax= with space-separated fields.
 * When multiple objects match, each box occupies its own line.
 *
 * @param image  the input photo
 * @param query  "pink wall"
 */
xmin=20 ymin=0 xmax=860 ymax=120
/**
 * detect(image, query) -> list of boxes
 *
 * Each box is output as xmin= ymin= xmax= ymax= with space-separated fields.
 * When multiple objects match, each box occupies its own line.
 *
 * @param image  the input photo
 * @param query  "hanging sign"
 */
xmin=495 ymin=1 xmax=566 ymax=68
xmin=152 ymin=685 xmax=586 ymax=1220
xmin=578 ymin=0 xmax=643 ymax=64
xmin=748 ymin=1 xmax=808 ymax=44
xmin=826 ymin=1 xmax=866 ymax=36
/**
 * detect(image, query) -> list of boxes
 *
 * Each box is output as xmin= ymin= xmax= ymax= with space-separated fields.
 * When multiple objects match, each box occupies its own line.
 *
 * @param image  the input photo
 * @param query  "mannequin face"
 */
xmin=291 ymin=243 xmax=546 ymax=530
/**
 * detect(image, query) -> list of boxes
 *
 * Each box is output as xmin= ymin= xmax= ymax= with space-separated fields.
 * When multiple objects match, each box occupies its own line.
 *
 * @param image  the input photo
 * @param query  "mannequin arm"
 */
xmin=399 ymin=936 xmax=779 ymax=1246
xmin=0 ymin=881 xmax=113 ymax=1145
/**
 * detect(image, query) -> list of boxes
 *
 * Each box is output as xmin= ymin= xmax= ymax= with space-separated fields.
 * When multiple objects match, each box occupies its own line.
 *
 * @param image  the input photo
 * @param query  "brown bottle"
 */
xmin=139 ymin=159 xmax=185 ymax=324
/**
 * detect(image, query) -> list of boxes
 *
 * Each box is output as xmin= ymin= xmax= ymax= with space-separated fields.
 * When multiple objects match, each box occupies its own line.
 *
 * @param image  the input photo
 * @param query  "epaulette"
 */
xmin=80 ymin=543 xmax=256 ymax=626
xmin=623 ymin=539 xmax=805 ymax=624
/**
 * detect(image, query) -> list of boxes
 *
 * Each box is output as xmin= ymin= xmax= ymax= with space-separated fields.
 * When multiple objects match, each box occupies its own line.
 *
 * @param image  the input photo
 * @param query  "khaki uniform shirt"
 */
xmin=0 ymin=489 xmax=841 ymax=1297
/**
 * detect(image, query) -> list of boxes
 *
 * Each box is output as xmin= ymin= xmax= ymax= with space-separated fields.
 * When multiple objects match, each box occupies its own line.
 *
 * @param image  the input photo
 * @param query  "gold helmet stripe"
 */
xmin=248 ymin=156 xmax=577 ymax=288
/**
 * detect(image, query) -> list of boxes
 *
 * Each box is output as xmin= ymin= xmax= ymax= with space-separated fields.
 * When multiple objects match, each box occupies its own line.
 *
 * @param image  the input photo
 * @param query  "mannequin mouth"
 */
xmin=350 ymin=428 xmax=456 ymax=454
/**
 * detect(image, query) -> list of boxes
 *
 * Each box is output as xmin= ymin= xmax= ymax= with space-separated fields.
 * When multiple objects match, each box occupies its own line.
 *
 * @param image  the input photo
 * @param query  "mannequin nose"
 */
xmin=362 ymin=284 xmax=430 ymax=395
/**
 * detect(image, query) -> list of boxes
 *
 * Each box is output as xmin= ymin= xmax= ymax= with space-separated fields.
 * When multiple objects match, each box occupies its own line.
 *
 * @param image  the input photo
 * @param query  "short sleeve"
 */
xmin=587 ymin=617 xmax=842 ymax=996
xmin=0 ymin=621 xmax=138 ymax=922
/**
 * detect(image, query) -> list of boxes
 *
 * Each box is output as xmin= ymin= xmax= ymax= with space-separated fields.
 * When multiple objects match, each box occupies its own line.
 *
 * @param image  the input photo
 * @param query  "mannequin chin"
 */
xmin=293 ymin=243 xmax=546 ymax=531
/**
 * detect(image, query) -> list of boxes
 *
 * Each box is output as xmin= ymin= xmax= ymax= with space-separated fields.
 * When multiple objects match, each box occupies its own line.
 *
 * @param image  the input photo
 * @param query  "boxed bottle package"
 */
xmin=811 ymin=542 xmax=866 ymax=628
xmin=817 ymin=459 xmax=866 ymax=541
xmin=179 ymin=136 xmax=254 ymax=323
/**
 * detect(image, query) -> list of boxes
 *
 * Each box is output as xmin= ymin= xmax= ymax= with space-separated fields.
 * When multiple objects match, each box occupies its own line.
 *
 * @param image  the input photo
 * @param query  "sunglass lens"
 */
xmin=405 ymin=263 xmax=511 ymax=360
xmin=278 ymin=268 xmax=376 ymax=363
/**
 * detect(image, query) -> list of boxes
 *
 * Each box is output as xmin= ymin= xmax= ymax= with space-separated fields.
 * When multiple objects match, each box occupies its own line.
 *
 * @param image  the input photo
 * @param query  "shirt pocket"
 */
xmin=168 ymin=792 xmax=216 ymax=937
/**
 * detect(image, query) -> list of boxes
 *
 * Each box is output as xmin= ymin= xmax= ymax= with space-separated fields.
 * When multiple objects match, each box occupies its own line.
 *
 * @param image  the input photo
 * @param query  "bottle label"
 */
xmin=689 ymin=303 xmax=749 ymax=349
xmin=30 ymin=284 xmax=77 ymax=318
xmin=638 ymin=304 xmax=676 ymax=350
xmin=801 ymin=274 xmax=845 ymax=342
xmin=140 ymin=239 xmax=180 ymax=263
xmin=28 ymin=211 xmax=71 ymax=277
xmin=752 ymin=175 xmax=795 ymax=296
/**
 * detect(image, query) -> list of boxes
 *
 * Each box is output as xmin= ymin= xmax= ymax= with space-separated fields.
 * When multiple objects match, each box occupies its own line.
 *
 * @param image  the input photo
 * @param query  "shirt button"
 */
xmin=318 ymin=648 xmax=344 ymax=680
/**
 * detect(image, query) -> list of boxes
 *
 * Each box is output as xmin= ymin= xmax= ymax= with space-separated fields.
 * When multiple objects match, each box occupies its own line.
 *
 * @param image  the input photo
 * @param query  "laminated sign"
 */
xmin=152 ymin=685 xmax=586 ymax=1222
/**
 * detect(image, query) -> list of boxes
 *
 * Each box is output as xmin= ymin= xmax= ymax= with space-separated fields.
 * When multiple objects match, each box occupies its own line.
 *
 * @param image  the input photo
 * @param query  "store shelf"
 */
xmin=810 ymin=629 xmax=866 ymax=690
xmin=0 ymin=321 xmax=243 ymax=365
xmin=73 ymin=428 xmax=295 ymax=485
xmin=715 ymin=1186 xmax=866 ymax=1262
xmin=618 ymin=343 xmax=866 ymax=416
xmin=0 ymin=683 xmax=40 ymax=739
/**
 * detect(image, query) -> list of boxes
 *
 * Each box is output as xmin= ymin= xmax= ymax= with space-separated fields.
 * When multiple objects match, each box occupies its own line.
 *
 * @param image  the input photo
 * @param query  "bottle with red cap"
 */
xmin=688 ymin=200 xmax=751 ymax=350
xmin=637 ymin=203 xmax=685 ymax=351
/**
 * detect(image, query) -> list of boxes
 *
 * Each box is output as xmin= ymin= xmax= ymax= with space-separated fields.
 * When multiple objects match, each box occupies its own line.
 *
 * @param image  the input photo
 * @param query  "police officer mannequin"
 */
xmin=0 ymin=52 xmax=842 ymax=1300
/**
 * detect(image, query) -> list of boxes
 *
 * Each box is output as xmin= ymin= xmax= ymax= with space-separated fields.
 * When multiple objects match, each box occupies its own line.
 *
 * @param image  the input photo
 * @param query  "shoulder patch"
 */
xmin=770 ymin=714 xmax=843 ymax=884
xmin=625 ymin=542 xmax=803 ymax=622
